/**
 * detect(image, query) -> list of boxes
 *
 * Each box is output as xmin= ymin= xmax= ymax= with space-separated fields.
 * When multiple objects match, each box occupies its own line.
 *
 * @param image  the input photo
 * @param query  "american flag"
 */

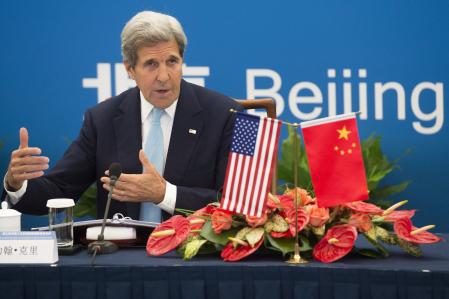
xmin=220 ymin=112 xmax=281 ymax=217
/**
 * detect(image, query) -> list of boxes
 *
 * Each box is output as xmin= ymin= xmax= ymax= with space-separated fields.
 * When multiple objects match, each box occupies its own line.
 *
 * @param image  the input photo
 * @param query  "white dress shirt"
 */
xmin=140 ymin=91 xmax=177 ymax=215
xmin=4 ymin=91 xmax=178 ymax=215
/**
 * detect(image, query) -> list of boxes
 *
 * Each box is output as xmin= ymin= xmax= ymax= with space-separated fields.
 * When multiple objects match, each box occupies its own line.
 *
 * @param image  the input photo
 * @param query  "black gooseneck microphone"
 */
xmin=88 ymin=163 xmax=122 ymax=263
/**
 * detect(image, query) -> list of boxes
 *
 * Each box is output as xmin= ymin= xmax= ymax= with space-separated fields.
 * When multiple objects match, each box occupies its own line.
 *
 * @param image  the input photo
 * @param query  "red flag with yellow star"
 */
xmin=300 ymin=113 xmax=369 ymax=208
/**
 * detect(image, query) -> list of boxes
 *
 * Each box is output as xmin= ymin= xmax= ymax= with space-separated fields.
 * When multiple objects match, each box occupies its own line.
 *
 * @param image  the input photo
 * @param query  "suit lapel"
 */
xmin=111 ymin=82 xmax=203 ymax=218
xmin=165 ymin=80 xmax=204 ymax=183
xmin=113 ymin=87 xmax=142 ymax=219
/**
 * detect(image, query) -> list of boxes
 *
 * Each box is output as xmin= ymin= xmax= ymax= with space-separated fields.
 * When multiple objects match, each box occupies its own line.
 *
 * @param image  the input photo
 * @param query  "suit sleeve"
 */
xmin=11 ymin=110 xmax=97 ymax=215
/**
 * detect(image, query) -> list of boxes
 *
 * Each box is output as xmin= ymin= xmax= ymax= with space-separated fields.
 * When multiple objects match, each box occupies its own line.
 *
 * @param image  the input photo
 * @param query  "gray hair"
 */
xmin=121 ymin=11 xmax=187 ymax=68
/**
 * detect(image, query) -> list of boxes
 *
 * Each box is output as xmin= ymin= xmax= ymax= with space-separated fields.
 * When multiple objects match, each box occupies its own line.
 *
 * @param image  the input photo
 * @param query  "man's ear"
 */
xmin=125 ymin=63 xmax=135 ymax=80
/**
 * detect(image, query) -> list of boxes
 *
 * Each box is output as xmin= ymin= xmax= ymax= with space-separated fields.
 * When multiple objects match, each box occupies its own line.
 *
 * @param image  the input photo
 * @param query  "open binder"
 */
xmin=32 ymin=214 xmax=158 ymax=247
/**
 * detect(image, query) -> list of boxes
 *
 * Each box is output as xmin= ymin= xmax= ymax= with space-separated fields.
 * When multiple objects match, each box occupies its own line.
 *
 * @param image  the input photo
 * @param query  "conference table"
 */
xmin=1 ymin=234 xmax=448 ymax=299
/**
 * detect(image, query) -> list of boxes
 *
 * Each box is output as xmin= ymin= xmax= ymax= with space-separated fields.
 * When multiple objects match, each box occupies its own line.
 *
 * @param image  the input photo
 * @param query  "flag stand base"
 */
xmin=286 ymin=253 xmax=308 ymax=264
xmin=285 ymin=243 xmax=308 ymax=264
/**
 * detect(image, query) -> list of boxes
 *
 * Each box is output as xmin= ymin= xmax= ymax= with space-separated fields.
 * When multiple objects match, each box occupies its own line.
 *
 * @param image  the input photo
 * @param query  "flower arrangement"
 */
xmin=146 ymin=188 xmax=441 ymax=263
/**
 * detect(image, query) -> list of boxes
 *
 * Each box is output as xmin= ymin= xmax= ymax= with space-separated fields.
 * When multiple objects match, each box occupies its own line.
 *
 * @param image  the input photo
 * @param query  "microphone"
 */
xmin=88 ymin=163 xmax=122 ymax=261
xmin=109 ymin=162 xmax=122 ymax=186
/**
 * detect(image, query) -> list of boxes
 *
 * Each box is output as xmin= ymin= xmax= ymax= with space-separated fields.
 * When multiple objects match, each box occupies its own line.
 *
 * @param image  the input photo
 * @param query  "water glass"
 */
xmin=47 ymin=198 xmax=75 ymax=247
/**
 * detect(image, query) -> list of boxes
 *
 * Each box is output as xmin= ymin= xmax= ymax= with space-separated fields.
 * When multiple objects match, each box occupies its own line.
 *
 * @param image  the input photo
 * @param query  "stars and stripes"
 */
xmin=220 ymin=112 xmax=281 ymax=217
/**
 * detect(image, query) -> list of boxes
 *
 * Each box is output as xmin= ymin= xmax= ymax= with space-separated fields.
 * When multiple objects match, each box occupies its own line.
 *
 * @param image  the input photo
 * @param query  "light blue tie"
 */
xmin=140 ymin=108 xmax=164 ymax=222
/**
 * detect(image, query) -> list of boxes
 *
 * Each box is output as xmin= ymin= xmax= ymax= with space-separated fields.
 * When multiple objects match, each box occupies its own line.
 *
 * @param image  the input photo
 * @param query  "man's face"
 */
xmin=127 ymin=39 xmax=183 ymax=108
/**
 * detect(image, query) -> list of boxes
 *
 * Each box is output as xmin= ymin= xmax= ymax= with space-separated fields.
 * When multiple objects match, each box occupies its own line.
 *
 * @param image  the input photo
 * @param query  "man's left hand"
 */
xmin=100 ymin=150 xmax=166 ymax=204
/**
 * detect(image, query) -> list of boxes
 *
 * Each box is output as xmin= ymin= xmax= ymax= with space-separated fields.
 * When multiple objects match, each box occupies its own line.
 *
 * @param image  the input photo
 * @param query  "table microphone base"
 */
xmin=87 ymin=240 xmax=119 ymax=254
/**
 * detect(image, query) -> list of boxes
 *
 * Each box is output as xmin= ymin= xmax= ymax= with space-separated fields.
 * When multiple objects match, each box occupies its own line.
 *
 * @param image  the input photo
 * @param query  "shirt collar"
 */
xmin=140 ymin=90 xmax=178 ymax=124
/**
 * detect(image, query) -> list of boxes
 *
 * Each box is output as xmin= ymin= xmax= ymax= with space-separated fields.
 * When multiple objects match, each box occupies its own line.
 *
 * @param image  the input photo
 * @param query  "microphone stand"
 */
xmin=88 ymin=175 xmax=119 ymax=265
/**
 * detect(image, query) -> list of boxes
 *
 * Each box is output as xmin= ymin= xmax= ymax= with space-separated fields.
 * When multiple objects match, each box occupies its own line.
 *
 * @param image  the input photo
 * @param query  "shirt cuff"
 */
xmin=156 ymin=181 xmax=177 ymax=215
xmin=3 ymin=173 xmax=28 ymax=205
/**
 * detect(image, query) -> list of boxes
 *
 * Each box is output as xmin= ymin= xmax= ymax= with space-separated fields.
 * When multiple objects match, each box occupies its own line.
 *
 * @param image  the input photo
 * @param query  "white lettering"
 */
xmin=327 ymin=69 xmax=337 ymax=116
xmin=358 ymin=69 xmax=368 ymax=120
xmin=288 ymin=82 xmax=323 ymax=120
xmin=115 ymin=63 xmax=136 ymax=96
xmin=374 ymin=82 xmax=406 ymax=120
xmin=182 ymin=64 xmax=210 ymax=87
xmin=82 ymin=63 xmax=111 ymax=102
xmin=343 ymin=69 xmax=353 ymax=114
xmin=246 ymin=69 xmax=284 ymax=117
xmin=411 ymin=82 xmax=444 ymax=135
xmin=82 ymin=64 xmax=445 ymax=135
xmin=83 ymin=63 xmax=210 ymax=103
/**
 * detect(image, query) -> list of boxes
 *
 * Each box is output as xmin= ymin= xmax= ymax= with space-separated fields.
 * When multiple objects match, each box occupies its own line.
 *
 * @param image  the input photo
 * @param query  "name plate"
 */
xmin=0 ymin=231 xmax=58 ymax=264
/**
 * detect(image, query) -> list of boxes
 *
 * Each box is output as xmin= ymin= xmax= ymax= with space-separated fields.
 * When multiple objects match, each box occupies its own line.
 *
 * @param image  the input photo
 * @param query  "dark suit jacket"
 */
xmin=10 ymin=80 xmax=241 ymax=220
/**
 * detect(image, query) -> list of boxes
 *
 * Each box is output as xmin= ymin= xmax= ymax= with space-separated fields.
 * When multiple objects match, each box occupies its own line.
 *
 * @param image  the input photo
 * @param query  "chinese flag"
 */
xmin=300 ymin=113 xmax=369 ymax=208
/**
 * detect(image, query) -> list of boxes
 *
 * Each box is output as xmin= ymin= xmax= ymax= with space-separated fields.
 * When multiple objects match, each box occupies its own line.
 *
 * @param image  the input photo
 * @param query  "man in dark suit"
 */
xmin=4 ymin=11 xmax=240 ymax=221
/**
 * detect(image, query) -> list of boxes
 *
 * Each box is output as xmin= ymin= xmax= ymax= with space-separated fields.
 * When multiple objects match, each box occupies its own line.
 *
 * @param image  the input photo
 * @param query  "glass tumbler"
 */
xmin=46 ymin=198 xmax=75 ymax=247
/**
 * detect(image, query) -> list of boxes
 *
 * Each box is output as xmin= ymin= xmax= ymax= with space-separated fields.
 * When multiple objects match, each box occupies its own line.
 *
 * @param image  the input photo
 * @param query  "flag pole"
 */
xmin=286 ymin=123 xmax=308 ymax=264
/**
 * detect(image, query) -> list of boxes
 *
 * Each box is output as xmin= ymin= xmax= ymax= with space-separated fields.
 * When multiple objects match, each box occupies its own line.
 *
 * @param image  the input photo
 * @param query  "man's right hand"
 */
xmin=5 ymin=128 xmax=49 ymax=191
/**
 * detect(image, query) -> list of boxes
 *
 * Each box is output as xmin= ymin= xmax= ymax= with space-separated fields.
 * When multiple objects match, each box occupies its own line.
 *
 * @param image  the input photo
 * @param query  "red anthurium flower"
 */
xmin=394 ymin=218 xmax=441 ymax=244
xmin=266 ymin=194 xmax=280 ymax=211
xmin=270 ymin=230 xmax=293 ymax=238
xmin=344 ymin=201 xmax=384 ymax=215
xmin=221 ymin=236 xmax=264 ymax=262
xmin=193 ymin=204 xmax=218 ymax=217
xmin=147 ymin=215 xmax=190 ymax=256
xmin=186 ymin=204 xmax=218 ymax=234
xmin=285 ymin=207 xmax=309 ymax=236
xmin=313 ymin=224 xmax=358 ymax=263
xmin=348 ymin=213 xmax=373 ymax=233
xmin=269 ymin=192 xmax=310 ymax=212
xmin=186 ymin=216 xmax=205 ymax=236
xmin=384 ymin=210 xmax=416 ymax=222
xmin=246 ymin=213 xmax=268 ymax=227
xmin=306 ymin=205 xmax=330 ymax=227
xmin=278 ymin=194 xmax=295 ymax=210
xmin=211 ymin=209 xmax=233 ymax=234
xmin=284 ymin=187 xmax=314 ymax=206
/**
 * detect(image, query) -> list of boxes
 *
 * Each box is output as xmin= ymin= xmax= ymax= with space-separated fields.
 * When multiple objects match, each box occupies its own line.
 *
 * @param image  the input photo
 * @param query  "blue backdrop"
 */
xmin=1 ymin=0 xmax=448 ymax=231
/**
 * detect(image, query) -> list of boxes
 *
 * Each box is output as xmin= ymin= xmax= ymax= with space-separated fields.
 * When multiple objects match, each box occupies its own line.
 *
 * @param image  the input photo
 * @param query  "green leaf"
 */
xmin=311 ymin=225 xmax=325 ymax=237
xmin=266 ymin=234 xmax=295 ymax=256
xmin=235 ymin=227 xmax=252 ymax=240
xmin=397 ymin=238 xmax=422 ymax=257
xmin=246 ymin=228 xmax=265 ymax=247
xmin=298 ymin=234 xmax=312 ymax=251
xmin=369 ymin=181 xmax=412 ymax=200
xmin=74 ymin=185 xmax=97 ymax=217
xmin=362 ymin=233 xmax=389 ymax=257
xmin=183 ymin=239 xmax=207 ymax=260
xmin=200 ymin=220 xmax=239 ymax=246
xmin=356 ymin=248 xmax=386 ymax=259
xmin=360 ymin=135 xmax=411 ymax=204
xmin=197 ymin=242 xmax=218 ymax=255
xmin=177 ymin=235 xmax=194 ymax=255
xmin=365 ymin=227 xmax=377 ymax=241
xmin=374 ymin=226 xmax=398 ymax=245
xmin=271 ymin=214 xmax=289 ymax=232
xmin=265 ymin=234 xmax=312 ymax=257
xmin=277 ymin=126 xmax=312 ymax=190
xmin=229 ymin=227 xmax=253 ymax=248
